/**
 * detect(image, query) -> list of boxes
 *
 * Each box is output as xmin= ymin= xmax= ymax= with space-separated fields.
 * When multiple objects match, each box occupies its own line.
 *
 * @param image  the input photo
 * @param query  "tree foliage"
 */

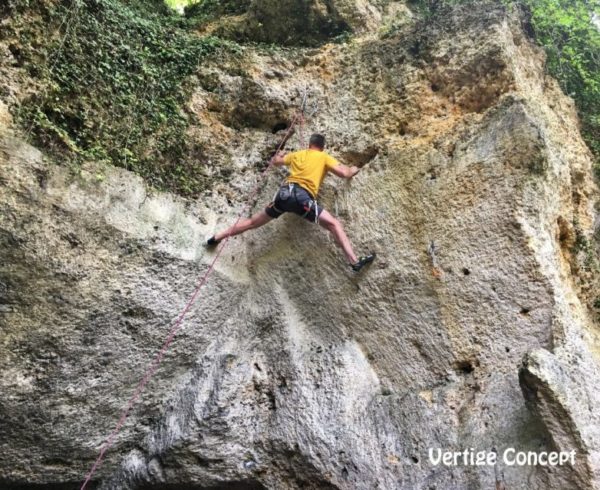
xmin=6 ymin=0 xmax=600 ymax=195
xmin=521 ymin=0 xmax=600 ymax=162
xmin=6 ymin=0 xmax=238 ymax=195
xmin=410 ymin=0 xmax=600 ymax=168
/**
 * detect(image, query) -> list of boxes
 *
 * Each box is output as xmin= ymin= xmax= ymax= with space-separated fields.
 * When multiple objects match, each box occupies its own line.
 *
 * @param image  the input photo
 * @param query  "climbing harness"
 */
xmin=80 ymin=104 xmax=311 ymax=489
xmin=270 ymin=183 xmax=292 ymax=215
xmin=269 ymin=183 xmax=320 ymax=224
xmin=301 ymin=193 xmax=320 ymax=225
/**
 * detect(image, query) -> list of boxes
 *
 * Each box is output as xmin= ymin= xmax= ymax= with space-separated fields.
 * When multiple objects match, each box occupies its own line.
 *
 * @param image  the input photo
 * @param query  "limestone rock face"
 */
xmin=195 ymin=0 xmax=383 ymax=45
xmin=1 ymin=2 xmax=600 ymax=490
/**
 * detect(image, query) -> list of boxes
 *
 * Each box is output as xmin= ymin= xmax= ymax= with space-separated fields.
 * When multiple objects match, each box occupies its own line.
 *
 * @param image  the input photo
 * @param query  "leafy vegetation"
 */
xmin=165 ymin=0 xmax=198 ymax=10
xmin=408 ymin=0 xmax=600 ymax=172
xmin=183 ymin=0 xmax=250 ymax=20
xmin=181 ymin=0 xmax=351 ymax=46
xmin=6 ymin=0 xmax=599 ymax=195
xmin=519 ymin=0 xmax=600 ymax=167
xmin=7 ymin=0 xmax=239 ymax=195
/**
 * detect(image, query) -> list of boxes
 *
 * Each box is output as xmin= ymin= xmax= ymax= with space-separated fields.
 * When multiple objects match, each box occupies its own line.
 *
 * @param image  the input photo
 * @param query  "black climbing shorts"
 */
xmin=265 ymin=183 xmax=324 ymax=223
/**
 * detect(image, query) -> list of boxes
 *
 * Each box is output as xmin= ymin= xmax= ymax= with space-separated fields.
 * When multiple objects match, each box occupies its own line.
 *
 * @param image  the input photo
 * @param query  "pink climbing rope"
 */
xmin=80 ymin=110 xmax=304 ymax=489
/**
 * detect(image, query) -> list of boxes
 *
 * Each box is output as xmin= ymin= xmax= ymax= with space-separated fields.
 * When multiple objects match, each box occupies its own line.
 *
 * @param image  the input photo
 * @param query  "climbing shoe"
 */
xmin=206 ymin=236 xmax=221 ymax=247
xmin=351 ymin=253 xmax=376 ymax=272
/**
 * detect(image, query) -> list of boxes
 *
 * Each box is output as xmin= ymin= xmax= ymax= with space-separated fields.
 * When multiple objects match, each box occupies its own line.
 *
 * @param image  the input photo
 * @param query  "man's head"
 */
xmin=308 ymin=133 xmax=326 ymax=151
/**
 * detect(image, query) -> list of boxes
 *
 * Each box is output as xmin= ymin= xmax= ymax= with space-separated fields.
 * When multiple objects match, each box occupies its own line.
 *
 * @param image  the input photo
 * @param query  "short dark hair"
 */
xmin=309 ymin=133 xmax=325 ymax=149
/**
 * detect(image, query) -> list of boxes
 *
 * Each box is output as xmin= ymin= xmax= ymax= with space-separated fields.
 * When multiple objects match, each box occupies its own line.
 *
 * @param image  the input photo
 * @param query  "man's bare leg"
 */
xmin=317 ymin=209 xmax=358 ymax=264
xmin=213 ymin=210 xmax=273 ymax=242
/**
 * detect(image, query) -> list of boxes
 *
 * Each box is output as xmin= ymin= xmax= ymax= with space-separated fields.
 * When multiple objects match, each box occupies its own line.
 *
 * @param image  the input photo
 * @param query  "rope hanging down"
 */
xmin=80 ymin=107 xmax=307 ymax=489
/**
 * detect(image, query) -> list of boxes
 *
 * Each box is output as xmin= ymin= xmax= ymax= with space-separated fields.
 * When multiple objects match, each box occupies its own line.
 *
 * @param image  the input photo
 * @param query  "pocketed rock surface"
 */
xmin=1 ymin=2 xmax=600 ymax=489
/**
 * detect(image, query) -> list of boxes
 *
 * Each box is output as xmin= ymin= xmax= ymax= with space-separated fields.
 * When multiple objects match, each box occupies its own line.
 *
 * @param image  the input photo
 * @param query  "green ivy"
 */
xmin=519 ymin=0 xmax=600 ymax=171
xmin=407 ymin=0 xmax=600 ymax=173
xmin=183 ymin=0 xmax=251 ymax=20
xmin=164 ymin=0 xmax=197 ymax=10
xmin=9 ymin=0 xmax=239 ymax=196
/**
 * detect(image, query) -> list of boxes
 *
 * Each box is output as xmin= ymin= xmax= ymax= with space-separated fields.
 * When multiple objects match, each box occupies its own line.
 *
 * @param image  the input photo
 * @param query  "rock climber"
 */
xmin=206 ymin=133 xmax=375 ymax=272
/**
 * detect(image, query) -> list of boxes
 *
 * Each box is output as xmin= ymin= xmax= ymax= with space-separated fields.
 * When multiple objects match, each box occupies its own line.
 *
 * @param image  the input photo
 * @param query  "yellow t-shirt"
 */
xmin=283 ymin=149 xmax=339 ymax=197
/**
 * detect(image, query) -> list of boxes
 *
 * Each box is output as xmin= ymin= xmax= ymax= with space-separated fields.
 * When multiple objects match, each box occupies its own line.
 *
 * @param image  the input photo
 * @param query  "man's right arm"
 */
xmin=331 ymin=163 xmax=360 ymax=179
xmin=271 ymin=151 xmax=287 ymax=167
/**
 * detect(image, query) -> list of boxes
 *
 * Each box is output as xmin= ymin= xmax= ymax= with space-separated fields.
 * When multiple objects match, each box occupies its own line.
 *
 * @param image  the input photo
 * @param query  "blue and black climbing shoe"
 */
xmin=206 ymin=236 xmax=221 ymax=247
xmin=352 ymin=253 xmax=376 ymax=272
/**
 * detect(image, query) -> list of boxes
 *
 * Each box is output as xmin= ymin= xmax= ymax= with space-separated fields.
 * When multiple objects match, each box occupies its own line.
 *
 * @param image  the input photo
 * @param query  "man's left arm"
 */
xmin=330 ymin=163 xmax=360 ymax=179
xmin=326 ymin=154 xmax=359 ymax=179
